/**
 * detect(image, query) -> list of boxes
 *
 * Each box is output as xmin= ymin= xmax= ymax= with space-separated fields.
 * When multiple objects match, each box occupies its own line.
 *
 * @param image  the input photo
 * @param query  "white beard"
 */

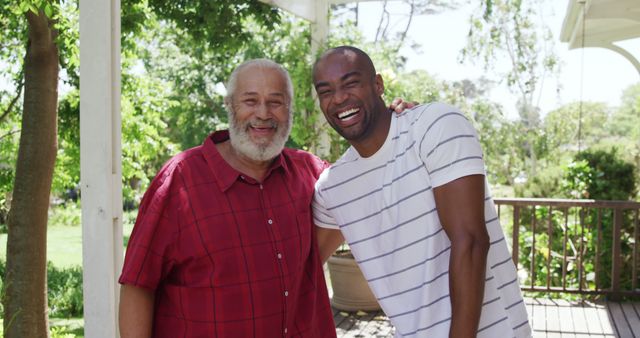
xmin=228 ymin=112 xmax=292 ymax=162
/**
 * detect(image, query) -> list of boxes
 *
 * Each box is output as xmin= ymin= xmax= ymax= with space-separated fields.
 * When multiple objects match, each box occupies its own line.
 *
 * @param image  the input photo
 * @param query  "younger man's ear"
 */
xmin=375 ymin=74 xmax=384 ymax=96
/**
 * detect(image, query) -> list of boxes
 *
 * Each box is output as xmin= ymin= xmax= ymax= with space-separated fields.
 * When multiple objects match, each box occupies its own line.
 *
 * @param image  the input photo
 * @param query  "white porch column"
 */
xmin=79 ymin=0 xmax=123 ymax=336
xmin=310 ymin=0 xmax=332 ymax=157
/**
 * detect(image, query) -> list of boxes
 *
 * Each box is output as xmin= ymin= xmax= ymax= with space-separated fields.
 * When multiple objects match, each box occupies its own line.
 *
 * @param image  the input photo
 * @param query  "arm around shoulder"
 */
xmin=119 ymin=284 xmax=155 ymax=338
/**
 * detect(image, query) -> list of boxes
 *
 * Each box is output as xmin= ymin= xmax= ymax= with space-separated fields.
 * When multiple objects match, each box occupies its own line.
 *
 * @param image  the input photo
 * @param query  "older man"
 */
xmin=312 ymin=46 xmax=532 ymax=338
xmin=118 ymin=59 xmax=336 ymax=338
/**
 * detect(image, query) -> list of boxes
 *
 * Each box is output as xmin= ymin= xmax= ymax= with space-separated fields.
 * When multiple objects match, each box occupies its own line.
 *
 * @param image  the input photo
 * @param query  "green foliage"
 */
xmin=0 ymin=260 xmax=83 ymax=318
xmin=50 ymin=325 xmax=80 ymax=338
xmin=544 ymin=102 xmax=610 ymax=152
xmin=47 ymin=263 xmax=83 ymax=318
xmin=567 ymin=149 xmax=636 ymax=201
xmin=514 ymin=204 xmax=638 ymax=296
xmin=562 ymin=160 xmax=592 ymax=199
xmin=146 ymin=0 xmax=280 ymax=52
xmin=513 ymin=148 xmax=638 ymax=296
xmin=53 ymin=90 xmax=80 ymax=194
xmin=47 ymin=202 xmax=81 ymax=227
xmin=463 ymin=0 xmax=559 ymax=107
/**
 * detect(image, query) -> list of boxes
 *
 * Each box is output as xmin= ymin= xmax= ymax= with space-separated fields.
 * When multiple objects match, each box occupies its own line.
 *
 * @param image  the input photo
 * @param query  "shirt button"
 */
xmin=284 ymin=328 xmax=288 ymax=334
xmin=259 ymin=184 xmax=263 ymax=189
xmin=268 ymin=219 xmax=273 ymax=225
xmin=277 ymin=253 xmax=282 ymax=259
xmin=240 ymin=175 xmax=245 ymax=180
xmin=284 ymin=291 xmax=289 ymax=297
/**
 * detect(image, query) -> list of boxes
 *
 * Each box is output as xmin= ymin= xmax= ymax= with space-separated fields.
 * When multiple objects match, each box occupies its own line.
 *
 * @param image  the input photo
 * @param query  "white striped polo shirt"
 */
xmin=313 ymin=102 xmax=532 ymax=338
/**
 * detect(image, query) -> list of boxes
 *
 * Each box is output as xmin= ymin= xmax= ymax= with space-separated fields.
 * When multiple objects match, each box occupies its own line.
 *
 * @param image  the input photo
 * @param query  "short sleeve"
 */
xmin=119 ymin=162 xmax=182 ymax=290
xmin=312 ymin=169 xmax=340 ymax=230
xmin=416 ymin=103 xmax=486 ymax=188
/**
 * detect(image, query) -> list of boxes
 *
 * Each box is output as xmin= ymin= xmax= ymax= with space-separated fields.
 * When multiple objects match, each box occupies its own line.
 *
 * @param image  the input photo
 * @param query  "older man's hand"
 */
xmin=389 ymin=97 xmax=419 ymax=113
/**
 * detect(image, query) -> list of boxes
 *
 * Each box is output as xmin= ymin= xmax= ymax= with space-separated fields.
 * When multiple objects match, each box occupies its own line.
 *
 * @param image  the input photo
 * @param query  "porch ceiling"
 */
xmin=560 ymin=0 xmax=640 ymax=74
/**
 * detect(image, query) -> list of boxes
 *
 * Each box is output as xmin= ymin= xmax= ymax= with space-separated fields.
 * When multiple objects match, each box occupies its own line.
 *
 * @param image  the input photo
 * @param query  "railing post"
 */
xmin=530 ymin=209 xmax=536 ymax=288
xmin=512 ymin=206 xmax=520 ymax=267
xmin=611 ymin=209 xmax=623 ymax=300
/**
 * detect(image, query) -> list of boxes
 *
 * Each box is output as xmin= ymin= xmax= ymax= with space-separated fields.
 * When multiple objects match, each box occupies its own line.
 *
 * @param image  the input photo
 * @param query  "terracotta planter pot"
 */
xmin=327 ymin=252 xmax=381 ymax=311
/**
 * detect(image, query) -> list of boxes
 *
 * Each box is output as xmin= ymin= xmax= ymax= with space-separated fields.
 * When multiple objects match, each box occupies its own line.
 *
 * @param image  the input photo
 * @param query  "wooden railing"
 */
xmin=494 ymin=198 xmax=640 ymax=298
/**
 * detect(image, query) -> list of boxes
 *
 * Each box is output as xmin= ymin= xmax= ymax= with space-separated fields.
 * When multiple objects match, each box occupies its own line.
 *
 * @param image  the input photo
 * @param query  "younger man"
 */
xmin=312 ymin=46 xmax=532 ymax=338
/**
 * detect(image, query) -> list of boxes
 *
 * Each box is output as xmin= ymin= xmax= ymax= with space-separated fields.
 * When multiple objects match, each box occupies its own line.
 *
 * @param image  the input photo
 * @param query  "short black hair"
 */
xmin=314 ymin=45 xmax=377 ymax=79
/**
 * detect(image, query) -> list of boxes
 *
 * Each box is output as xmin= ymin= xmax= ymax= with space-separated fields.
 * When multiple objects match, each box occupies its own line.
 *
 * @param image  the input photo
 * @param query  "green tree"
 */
xmin=544 ymin=102 xmax=610 ymax=154
xmin=462 ymin=0 xmax=559 ymax=179
xmin=0 ymin=0 xmax=72 ymax=335
xmin=607 ymin=83 xmax=640 ymax=196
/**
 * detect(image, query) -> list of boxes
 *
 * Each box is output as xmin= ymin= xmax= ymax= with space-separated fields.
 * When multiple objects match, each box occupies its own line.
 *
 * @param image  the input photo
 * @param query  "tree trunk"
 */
xmin=3 ymin=10 xmax=58 ymax=338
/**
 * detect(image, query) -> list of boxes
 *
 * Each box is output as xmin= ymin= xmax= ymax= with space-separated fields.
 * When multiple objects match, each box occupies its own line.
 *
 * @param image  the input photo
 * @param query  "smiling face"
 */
xmin=227 ymin=64 xmax=292 ymax=162
xmin=313 ymin=48 xmax=386 ymax=144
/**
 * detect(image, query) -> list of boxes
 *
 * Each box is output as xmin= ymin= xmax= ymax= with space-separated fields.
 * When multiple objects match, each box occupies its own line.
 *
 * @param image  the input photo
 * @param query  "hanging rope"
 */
xmin=578 ymin=0 xmax=587 ymax=152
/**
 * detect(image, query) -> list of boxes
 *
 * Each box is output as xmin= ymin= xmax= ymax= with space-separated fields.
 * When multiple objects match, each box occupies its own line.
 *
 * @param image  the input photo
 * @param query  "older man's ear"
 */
xmin=389 ymin=97 xmax=419 ymax=113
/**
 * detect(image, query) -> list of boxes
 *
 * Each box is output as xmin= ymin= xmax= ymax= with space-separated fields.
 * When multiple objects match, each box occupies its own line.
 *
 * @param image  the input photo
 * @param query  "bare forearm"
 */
xmin=315 ymin=226 xmax=344 ymax=263
xmin=119 ymin=284 xmax=155 ymax=338
xmin=448 ymin=237 xmax=489 ymax=338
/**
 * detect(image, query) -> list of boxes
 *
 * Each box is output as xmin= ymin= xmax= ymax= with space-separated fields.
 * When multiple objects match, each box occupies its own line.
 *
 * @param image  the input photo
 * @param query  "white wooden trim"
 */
xmin=79 ymin=0 xmax=123 ymax=336
xmin=560 ymin=0 xmax=640 ymax=76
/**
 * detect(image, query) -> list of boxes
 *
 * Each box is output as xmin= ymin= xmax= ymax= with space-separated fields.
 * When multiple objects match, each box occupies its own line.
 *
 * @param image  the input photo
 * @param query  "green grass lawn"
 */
xmin=0 ymin=205 xmax=136 ymax=337
xmin=0 ymin=208 xmax=135 ymax=267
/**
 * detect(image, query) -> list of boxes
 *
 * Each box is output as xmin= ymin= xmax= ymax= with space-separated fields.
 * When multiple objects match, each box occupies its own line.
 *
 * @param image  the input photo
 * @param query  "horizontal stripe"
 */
xmin=358 ymin=228 xmax=445 ymax=264
xmin=368 ymin=246 xmax=451 ymax=282
xmin=377 ymin=270 xmax=449 ymax=301
xmin=490 ymin=236 xmax=505 ymax=246
xmin=425 ymin=111 xmax=468 ymax=135
xmin=339 ymin=186 xmax=432 ymax=229
xmin=323 ymin=141 xmax=416 ymax=192
xmin=401 ymin=316 xmax=451 ymax=337
xmin=323 ymin=163 xmax=386 ymax=191
xmin=418 ymin=111 xmax=468 ymax=155
xmin=429 ymin=156 xmax=484 ymax=175
xmin=497 ymin=277 xmax=519 ymax=290
xmin=391 ymin=130 xmax=409 ymax=140
xmin=426 ymin=134 xmax=476 ymax=158
xmin=389 ymin=294 xmax=449 ymax=319
xmin=483 ymin=296 xmax=501 ymax=306
xmin=491 ymin=256 xmax=512 ymax=269
xmin=513 ymin=319 xmax=530 ymax=330
xmin=350 ymin=208 xmax=438 ymax=246
xmin=505 ymin=298 xmax=524 ymax=310
xmin=326 ymin=164 xmax=424 ymax=211
xmin=477 ymin=316 xmax=508 ymax=333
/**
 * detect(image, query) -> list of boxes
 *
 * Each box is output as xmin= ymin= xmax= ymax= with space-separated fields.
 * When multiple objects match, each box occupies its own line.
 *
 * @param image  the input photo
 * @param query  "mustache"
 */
xmin=247 ymin=119 xmax=277 ymax=129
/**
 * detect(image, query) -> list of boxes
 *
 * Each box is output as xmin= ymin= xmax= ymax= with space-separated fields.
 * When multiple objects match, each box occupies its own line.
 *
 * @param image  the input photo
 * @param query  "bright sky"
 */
xmin=355 ymin=1 xmax=640 ymax=119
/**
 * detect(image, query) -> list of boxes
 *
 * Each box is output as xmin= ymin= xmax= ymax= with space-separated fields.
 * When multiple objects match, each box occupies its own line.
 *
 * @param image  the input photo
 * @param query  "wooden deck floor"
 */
xmin=331 ymin=298 xmax=640 ymax=337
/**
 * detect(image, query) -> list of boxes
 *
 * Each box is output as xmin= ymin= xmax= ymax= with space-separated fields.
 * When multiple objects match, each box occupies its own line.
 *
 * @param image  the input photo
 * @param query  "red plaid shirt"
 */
xmin=119 ymin=131 xmax=336 ymax=338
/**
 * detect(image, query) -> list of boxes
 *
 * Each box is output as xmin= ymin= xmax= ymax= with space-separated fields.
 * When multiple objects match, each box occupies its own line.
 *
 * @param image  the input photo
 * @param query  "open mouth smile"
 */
xmin=336 ymin=108 xmax=360 ymax=122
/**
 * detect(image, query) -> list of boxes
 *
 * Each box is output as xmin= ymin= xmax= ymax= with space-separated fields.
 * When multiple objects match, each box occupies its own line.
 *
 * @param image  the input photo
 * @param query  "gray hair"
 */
xmin=225 ymin=59 xmax=294 ymax=115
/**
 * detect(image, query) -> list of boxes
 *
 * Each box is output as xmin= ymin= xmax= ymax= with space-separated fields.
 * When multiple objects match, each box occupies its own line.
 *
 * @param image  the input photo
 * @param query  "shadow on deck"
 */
xmin=331 ymin=298 xmax=640 ymax=337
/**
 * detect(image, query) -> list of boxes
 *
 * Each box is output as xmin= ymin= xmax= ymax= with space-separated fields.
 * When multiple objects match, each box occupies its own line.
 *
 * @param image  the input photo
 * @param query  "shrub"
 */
xmin=0 ymin=260 xmax=84 ymax=318
xmin=47 ymin=262 xmax=84 ymax=317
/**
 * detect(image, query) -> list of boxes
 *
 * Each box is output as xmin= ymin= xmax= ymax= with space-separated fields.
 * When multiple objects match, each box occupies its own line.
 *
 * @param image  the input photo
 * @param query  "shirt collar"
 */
xmin=202 ymin=130 xmax=290 ymax=192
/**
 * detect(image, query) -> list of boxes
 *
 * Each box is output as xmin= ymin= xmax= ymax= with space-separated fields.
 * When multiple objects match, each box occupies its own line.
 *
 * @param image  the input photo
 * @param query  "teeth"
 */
xmin=338 ymin=108 xmax=359 ymax=119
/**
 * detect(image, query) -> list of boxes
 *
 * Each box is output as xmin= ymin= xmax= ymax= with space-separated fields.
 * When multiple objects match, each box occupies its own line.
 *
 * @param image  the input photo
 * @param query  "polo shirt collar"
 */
xmin=202 ymin=130 xmax=290 ymax=192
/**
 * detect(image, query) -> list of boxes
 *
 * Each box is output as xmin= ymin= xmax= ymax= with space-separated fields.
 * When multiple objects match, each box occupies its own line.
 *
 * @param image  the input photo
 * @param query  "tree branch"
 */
xmin=396 ymin=1 xmax=416 ymax=52
xmin=0 ymin=77 xmax=24 ymax=124
xmin=0 ymin=129 xmax=20 ymax=142
xmin=375 ymin=0 xmax=388 ymax=43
